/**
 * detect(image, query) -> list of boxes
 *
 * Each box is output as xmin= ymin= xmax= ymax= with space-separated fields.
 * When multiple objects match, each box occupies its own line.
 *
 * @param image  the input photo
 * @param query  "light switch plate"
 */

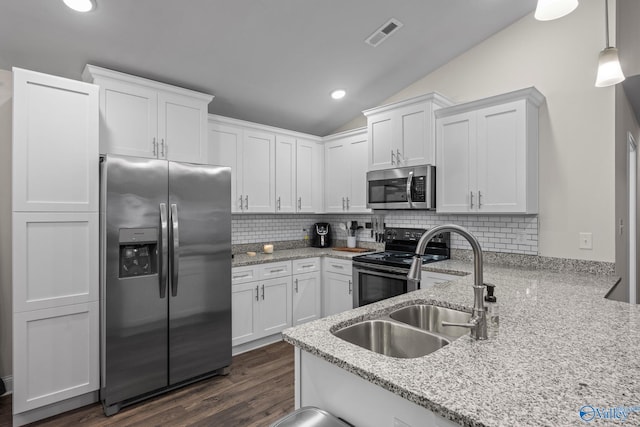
xmin=579 ymin=232 xmax=593 ymax=250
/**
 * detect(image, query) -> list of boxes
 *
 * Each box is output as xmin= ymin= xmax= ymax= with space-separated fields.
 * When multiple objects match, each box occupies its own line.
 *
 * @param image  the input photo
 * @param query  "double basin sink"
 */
xmin=333 ymin=304 xmax=471 ymax=359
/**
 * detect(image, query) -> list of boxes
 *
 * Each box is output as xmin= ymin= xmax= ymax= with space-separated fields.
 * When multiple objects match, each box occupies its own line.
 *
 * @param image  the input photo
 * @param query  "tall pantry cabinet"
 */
xmin=10 ymin=68 xmax=99 ymax=426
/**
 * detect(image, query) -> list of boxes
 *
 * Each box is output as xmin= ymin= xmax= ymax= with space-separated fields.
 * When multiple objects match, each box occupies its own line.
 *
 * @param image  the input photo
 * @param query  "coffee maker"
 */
xmin=311 ymin=223 xmax=332 ymax=248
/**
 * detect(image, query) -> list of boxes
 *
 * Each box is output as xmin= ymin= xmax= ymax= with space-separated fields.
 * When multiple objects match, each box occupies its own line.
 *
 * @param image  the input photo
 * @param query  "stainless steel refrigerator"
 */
xmin=100 ymin=155 xmax=231 ymax=415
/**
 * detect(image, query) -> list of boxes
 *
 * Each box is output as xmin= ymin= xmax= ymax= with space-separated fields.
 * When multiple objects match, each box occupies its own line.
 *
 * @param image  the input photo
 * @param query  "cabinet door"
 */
xmin=436 ymin=112 xmax=476 ymax=213
xmin=13 ymin=212 xmax=98 ymax=312
xmin=259 ymin=276 xmax=292 ymax=336
xmin=13 ymin=302 xmax=99 ymax=413
xmin=396 ymin=102 xmax=432 ymax=167
xmin=242 ymin=129 xmax=276 ymax=212
xmin=208 ymin=122 xmax=243 ymax=212
xmin=323 ymin=272 xmax=353 ymax=317
xmin=347 ymin=134 xmax=370 ymax=213
xmin=368 ymin=112 xmax=394 ymax=171
xmin=476 ymin=101 xmax=527 ymax=213
xmin=275 ymin=135 xmax=296 ymax=213
xmin=293 ymin=271 xmax=322 ymax=325
xmin=232 ymin=283 xmax=260 ymax=346
xmin=12 ymin=68 xmax=99 ymax=212
xmin=296 ymin=139 xmax=323 ymax=213
xmin=96 ymin=78 xmax=158 ymax=159
xmin=159 ymin=91 xmax=208 ymax=164
xmin=324 ymin=140 xmax=350 ymax=213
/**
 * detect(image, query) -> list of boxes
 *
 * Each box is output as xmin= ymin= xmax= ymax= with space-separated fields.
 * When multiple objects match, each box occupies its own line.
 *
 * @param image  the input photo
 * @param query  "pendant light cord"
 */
xmin=605 ymin=0 xmax=610 ymax=48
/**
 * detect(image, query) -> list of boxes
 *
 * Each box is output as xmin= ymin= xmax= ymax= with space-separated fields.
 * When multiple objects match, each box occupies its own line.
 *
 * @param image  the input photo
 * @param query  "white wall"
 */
xmin=336 ymin=2 xmax=615 ymax=262
xmin=0 ymin=69 xmax=12 ymax=382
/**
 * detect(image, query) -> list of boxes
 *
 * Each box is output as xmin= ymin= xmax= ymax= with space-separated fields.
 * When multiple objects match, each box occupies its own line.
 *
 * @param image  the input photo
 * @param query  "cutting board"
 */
xmin=332 ymin=247 xmax=372 ymax=253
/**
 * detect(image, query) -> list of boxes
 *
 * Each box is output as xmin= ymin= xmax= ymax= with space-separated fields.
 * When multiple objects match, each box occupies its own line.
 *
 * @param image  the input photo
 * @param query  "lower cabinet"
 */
xmin=231 ymin=276 xmax=292 ymax=347
xmin=12 ymin=302 xmax=99 ymax=414
xmin=322 ymin=258 xmax=354 ymax=317
xmin=292 ymin=271 xmax=322 ymax=325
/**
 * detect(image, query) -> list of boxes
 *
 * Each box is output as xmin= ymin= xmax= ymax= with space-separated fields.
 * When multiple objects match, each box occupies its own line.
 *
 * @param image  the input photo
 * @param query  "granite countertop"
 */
xmin=232 ymin=247 xmax=366 ymax=267
xmin=282 ymin=262 xmax=639 ymax=426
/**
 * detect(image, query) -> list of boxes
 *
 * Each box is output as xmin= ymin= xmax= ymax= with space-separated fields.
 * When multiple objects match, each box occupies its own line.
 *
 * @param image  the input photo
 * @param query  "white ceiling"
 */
xmin=0 ymin=0 xmax=537 ymax=136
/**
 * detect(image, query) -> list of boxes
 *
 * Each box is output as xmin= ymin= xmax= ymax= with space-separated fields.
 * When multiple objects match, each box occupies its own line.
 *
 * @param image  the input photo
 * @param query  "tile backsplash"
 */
xmin=232 ymin=211 xmax=538 ymax=255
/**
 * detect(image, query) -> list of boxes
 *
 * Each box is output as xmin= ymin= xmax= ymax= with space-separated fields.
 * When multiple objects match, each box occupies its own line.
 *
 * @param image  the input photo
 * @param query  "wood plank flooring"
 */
xmin=0 ymin=341 xmax=294 ymax=427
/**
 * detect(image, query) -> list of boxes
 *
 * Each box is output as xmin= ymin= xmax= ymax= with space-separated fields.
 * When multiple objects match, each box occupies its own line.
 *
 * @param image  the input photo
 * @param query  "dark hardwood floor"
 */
xmin=0 ymin=341 xmax=294 ymax=427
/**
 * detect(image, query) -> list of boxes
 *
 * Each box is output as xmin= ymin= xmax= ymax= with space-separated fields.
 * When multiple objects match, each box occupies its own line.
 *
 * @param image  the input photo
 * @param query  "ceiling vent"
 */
xmin=365 ymin=18 xmax=403 ymax=47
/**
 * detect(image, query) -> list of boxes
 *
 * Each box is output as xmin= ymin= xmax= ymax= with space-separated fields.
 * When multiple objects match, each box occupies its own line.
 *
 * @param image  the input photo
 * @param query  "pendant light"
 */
xmin=595 ymin=0 xmax=625 ymax=87
xmin=535 ymin=0 xmax=579 ymax=21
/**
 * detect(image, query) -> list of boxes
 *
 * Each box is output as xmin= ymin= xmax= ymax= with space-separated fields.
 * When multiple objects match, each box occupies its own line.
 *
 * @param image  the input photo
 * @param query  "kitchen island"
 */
xmin=282 ymin=260 xmax=639 ymax=426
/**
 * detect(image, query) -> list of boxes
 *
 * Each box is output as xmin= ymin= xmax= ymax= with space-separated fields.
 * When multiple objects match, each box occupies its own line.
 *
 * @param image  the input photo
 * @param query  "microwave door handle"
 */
xmin=406 ymin=170 xmax=414 ymax=207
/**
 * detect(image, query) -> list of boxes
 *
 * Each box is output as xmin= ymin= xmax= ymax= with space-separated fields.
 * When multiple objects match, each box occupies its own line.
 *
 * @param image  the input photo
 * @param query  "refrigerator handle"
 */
xmin=170 ymin=203 xmax=180 ymax=296
xmin=159 ymin=203 xmax=168 ymax=299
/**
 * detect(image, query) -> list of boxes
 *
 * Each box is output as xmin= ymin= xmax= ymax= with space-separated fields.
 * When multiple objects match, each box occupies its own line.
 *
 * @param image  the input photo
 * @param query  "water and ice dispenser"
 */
xmin=118 ymin=228 xmax=158 ymax=278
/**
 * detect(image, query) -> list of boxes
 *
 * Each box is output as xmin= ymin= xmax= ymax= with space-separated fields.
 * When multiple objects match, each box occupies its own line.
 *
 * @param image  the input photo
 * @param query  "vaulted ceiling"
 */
xmin=0 ymin=0 xmax=537 ymax=135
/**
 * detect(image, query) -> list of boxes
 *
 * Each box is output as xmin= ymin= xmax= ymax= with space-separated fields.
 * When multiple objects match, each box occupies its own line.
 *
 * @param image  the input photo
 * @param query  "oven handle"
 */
xmin=406 ymin=170 xmax=414 ymax=207
xmin=353 ymin=263 xmax=418 ymax=282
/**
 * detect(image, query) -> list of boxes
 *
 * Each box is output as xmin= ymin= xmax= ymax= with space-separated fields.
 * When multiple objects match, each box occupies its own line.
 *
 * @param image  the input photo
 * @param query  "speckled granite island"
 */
xmin=282 ymin=261 xmax=640 ymax=427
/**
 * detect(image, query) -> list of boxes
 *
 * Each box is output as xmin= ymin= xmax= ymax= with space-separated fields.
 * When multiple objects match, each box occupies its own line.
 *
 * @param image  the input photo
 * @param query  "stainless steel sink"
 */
xmin=333 ymin=319 xmax=450 ymax=359
xmin=389 ymin=304 xmax=472 ymax=338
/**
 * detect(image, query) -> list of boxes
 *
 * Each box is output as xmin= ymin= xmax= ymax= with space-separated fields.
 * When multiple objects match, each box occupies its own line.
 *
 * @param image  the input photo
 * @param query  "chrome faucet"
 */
xmin=407 ymin=224 xmax=488 ymax=340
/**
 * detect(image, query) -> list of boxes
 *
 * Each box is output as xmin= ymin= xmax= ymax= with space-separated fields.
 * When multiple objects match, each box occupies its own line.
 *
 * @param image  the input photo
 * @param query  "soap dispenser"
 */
xmin=484 ymin=284 xmax=499 ymax=338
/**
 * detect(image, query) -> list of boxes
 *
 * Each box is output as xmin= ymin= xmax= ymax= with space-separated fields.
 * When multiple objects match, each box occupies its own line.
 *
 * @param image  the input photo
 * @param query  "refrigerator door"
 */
xmin=168 ymin=161 xmax=232 ymax=385
xmin=102 ymin=155 xmax=169 ymax=408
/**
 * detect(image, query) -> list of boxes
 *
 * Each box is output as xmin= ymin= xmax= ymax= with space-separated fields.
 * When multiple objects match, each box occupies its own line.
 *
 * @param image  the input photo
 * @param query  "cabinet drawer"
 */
xmin=232 ymin=266 xmax=259 ymax=285
xmin=293 ymin=257 xmax=321 ymax=274
xmin=323 ymin=258 xmax=352 ymax=276
xmin=259 ymin=261 xmax=292 ymax=280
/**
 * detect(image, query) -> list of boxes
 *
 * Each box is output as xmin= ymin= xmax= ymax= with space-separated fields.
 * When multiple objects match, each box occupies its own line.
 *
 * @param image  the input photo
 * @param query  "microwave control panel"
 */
xmin=411 ymin=176 xmax=426 ymax=202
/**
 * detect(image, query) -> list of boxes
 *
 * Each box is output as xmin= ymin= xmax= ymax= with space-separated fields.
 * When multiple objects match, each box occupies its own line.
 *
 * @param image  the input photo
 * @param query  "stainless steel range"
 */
xmin=352 ymin=227 xmax=449 ymax=307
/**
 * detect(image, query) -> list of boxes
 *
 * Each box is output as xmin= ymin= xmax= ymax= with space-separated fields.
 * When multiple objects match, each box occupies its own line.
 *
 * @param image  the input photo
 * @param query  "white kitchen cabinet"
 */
xmin=292 ymin=258 xmax=322 ymax=325
xmin=296 ymin=139 xmax=324 ymax=213
xmin=231 ymin=262 xmax=292 ymax=347
xmin=322 ymin=258 xmax=353 ymax=317
xmin=12 ymin=68 xmax=99 ymax=213
xmin=13 ymin=302 xmax=99 ymax=414
xmin=364 ymin=93 xmax=453 ymax=171
xmin=436 ymin=87 xmax=544 ymax=214
xmin=276 ymin=134 xmax=297 ymax=213
xmin=10 ymin=68 xmax=100 ymax=425
xmin=207 ymin=121 xmax=243 ymax=212
xmin=324 ymin=128 xmax=370 ymax=213
xmin=82 ymin=65 xmax=212 ymax=164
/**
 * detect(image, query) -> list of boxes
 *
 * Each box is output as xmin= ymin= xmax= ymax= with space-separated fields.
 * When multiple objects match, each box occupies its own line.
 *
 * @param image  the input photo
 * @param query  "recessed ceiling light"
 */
xmin=63 ymin=0 xmax=95 ymax=12
xmin=331 ymin=89 xmax=346 ymax=100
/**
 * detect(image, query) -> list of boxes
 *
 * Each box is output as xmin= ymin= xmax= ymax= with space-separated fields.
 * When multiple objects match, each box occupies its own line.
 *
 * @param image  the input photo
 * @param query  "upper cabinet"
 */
xmin=82 ymin=65 xmax=213 ymax=164
xmin=324 ymin=128 xmax=370 ymax=213
xmin=436 ymin=87 xmax=545 ymax=214
xmin=208 ymin=116 xmax=323 ymax=213
xmin=363 ymin=93 xmax=453 ymax=171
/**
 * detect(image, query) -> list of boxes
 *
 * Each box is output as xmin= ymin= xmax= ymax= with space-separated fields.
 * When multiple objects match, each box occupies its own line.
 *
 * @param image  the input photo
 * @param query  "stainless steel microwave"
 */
xmin=366 ymin=165 xmax=435 ymax=210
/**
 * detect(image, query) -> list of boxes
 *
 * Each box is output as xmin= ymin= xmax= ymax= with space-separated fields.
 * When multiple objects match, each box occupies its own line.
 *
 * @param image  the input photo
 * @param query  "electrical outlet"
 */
xmin=579 ymin=232 xmax=593 ymax=250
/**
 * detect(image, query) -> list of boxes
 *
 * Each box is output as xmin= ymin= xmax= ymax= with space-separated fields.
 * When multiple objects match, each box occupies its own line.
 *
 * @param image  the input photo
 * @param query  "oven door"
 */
xmin=352 ymin=262 xmax=418 ymax=307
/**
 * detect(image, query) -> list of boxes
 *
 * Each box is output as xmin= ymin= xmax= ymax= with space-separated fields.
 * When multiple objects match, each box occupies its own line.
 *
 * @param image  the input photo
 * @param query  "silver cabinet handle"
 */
xmin=245 ymin=195 xmax=249 ymax=210
xmin=159 ymin=203 xmax=168 ymax=298
xmin=478 ymin=191 xmax=482 ymax=209
xmin=255 ymin=285 xmax=259 ymax=301
xmin=346 ymin=197 xmax=350 ymax=210
xmin=396 ymin=149 xmax=402 ymax=164
xmin=348 ymin=279 xmax=352 ymax=295
xmin=332 ymin=264 xmax=344 ymax=269
xmin=240 ymin=195 xmax=244 ymax=211
xmin=152 ymin=137 xmax=157 ymax=156
xmin=301 ymin=264 xmax=313 ymax=269
xmin=295 ymin=278 xmax=299 ymax=293
xmin=270 ymin=268 xmax=285 ymax=273
xmin=470 ymin=191 xmax=474 ymax=209
xmin=342 ymin=197 xmax=346 ymax=211
xmin=391 ymin=150 xmax=395 ymax=165
xmin=298 ymin=197 xmax=302 ymax=211
xmin=160 ymin=138 xmax=166 ymax=157
xmin=233 ymin=273 xmax=251 ymax=279
xmin=170 ymin=203 xmax=179 ymax=296
xmin=261 ymin=284 xmax=265 ymax=300
xmin=277 ymin=196 xmax=281 ymax=211
xmin=406 ymin=170 xmax=414 ymax=206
